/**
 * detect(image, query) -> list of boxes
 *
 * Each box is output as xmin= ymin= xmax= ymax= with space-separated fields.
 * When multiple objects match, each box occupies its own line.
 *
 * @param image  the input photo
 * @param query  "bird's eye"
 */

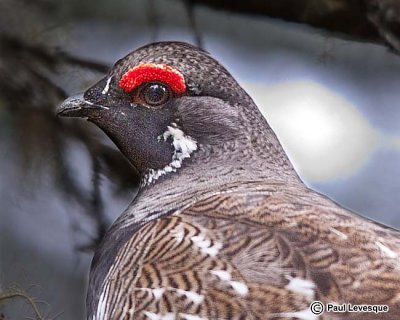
xmin=140 ymin=83 xmax=171 ymax=107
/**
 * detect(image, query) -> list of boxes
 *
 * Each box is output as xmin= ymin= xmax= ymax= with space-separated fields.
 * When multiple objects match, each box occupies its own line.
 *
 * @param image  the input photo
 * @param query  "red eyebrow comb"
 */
xmin=119 ymin=63 xmax=186 ymax=94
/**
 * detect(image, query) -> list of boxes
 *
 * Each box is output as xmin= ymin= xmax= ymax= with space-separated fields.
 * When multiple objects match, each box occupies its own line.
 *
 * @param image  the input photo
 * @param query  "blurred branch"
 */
xmin=184 ymin=0 xmax=203 ymax=49
xmin=188 ymin=0 xmax=400 ymax=53
xmin=0 ymin=35 xmax=109 ymax=115
xmin=0 ymin=288 xmax=50 ymax=320
xmin=1 ymin=35 xmax=109 ymax=75
xmin=57 ymin=51 xmax=109 ymax=74
xmin=0 ymin=32 xmax=139 ymax=249
xmin=89 ymin=154 xmax=108 ymax=246
xmin=146 ymin=0 xmax=160 ymax=42
xmin=368 ymin=0 xmax=400 ymax=52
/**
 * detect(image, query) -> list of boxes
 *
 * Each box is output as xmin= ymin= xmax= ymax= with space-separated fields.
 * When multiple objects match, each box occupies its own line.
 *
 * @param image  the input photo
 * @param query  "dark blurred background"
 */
xmin=0 ymin=0 xmax=399 ymax=319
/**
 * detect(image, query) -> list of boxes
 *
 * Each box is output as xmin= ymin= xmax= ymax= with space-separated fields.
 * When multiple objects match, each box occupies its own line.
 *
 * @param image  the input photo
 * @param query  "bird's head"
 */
xmin=58 ymin=42 xmax=289 ymax=186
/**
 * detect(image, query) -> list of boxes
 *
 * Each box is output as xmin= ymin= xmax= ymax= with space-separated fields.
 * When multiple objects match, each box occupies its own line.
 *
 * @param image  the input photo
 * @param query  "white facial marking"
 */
xmin=163 ymin=126 xmax=198 ymax=168
xmin=285 ymin=277 xmax=315 ymax=300
xmin=330 ymin=228 xmax=348 ymax=240
xmin=143 ymin=312 xmax=175 ymax=320
xmin=102 ymin=76 xmax=112 ymax=95
xmin=180 ymin=314 xmax=208 ymax=320
xmin=376 ymin=241 xmax=398 ymax=258
xmin=171 ymin=159 xmax=182 ymax=168
xmin=164 ymin=126 xmax=198 ymax=158
xmin=143 ymin=125 xmax=198 ymax=186
xmin=277 ymin=308 xmax=319 ymax=320
xmin=175 ymin=289 xmax=204 ymax=304
xmin=191 ymin=234 xmax=222 ymax=256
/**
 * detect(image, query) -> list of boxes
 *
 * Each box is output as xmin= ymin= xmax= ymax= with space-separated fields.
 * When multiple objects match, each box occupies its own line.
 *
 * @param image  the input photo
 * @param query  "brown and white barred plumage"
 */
xmin=92 ymin=181 xmax=400 ymax=320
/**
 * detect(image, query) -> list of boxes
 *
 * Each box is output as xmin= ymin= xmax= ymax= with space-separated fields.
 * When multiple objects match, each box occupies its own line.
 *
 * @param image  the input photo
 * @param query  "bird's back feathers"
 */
xmin=89 ymin=181 xmax=400 ymax=319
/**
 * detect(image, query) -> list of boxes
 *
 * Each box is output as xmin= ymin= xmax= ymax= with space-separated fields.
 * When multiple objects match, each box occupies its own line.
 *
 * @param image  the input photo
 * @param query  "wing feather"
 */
xmin=93 ymin=187 xmax=400 ymax=319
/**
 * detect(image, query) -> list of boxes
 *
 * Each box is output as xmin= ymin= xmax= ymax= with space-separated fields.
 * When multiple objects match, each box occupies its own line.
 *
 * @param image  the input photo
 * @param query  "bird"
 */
xmin=57 ymin=42 xmax=400 ymax=320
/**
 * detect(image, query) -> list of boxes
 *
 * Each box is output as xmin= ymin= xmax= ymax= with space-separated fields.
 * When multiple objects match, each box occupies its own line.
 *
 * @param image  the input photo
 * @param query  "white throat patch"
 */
xmin=142 ymin=124 xmax=197 ymax=186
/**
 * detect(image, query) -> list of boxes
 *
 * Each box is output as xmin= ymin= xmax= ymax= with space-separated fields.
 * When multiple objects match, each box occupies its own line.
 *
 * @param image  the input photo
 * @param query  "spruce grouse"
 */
xmin=58 ymin=42 xmax=400 ymax=320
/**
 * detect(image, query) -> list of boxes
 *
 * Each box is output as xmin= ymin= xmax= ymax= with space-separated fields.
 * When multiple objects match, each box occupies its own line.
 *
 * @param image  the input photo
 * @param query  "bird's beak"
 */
xmin=57 ymin=93 xmax=104 ymax=118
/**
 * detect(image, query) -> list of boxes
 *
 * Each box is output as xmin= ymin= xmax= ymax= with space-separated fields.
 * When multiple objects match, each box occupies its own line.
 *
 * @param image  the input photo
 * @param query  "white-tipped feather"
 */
xmin=210 ymin=270 xmax=249 ymax=296
xmin=175 ymin=289 xmax=204 ymax=304
xmin=143 ymin=312 xmax=175 ymax=320
xmin=143 ymin=125 xmax=197 ymax=186
xmin=376 ymin=241 xmax=398 ymax=258
xmin=285 ymin=277 xmax=315 ymax=300
xmin=191 ymin=234 xmax=222 ymax=256
xmin=230 ymin=281 xmax=249 ymax=296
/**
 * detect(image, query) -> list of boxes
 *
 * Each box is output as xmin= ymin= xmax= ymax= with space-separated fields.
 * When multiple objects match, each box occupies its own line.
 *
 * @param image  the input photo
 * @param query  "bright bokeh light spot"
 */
xmin=243 ymin=80 xmax=380 ymax=182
